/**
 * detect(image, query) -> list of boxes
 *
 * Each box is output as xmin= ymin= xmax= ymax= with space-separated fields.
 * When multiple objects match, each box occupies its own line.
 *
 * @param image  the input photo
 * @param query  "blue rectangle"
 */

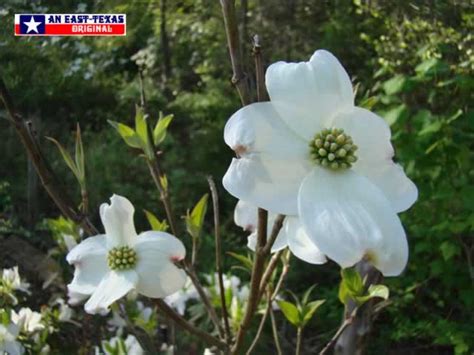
xmin=20 ymin=15 xmax=45 ymax=34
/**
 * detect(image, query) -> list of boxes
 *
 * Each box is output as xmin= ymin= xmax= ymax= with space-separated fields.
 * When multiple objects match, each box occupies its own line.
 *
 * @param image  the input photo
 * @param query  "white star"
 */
xmin=24 ymin=16 xmax=41 ymax=34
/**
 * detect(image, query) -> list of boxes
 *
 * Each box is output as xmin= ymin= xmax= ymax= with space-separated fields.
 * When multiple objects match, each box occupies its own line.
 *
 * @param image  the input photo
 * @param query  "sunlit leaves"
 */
xmin=153 ymin=113 xmax=174 ymax=145
xmin=143 ymin=209 xmax=169 ymax=232
xmin=338 ymin=268 xmax=389 ymax=306
xmin=277 ymin=286 xmax=325 ymax=329
xmin=185 ymin=194 xmax=209 ymax=240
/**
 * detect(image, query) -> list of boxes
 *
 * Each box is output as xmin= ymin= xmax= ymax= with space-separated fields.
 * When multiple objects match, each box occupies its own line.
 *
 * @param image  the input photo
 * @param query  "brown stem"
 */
xmin=0 ymin=76 xmax=98 ymax=236
xmin=262 ymin=214 xmax=285 ymax=254
xmin=183 ymin=261 xmax=225 ymax=338
xmin=252 ymin=35 xmax=269 ymax=102
xmin=155 ymin=299 xmax=228 ymax=351
xmin=270 ymin=305 xmax=283 ymax=355
xmin=247 ymin=251 xmax=290 ymax=354
xmin=319 ymin=312 xmax=356 ymax=355
xmin=207 ymin=176 xmax=232 ymax=343
xmin=220 ymin=0 xmax=251 ymax=106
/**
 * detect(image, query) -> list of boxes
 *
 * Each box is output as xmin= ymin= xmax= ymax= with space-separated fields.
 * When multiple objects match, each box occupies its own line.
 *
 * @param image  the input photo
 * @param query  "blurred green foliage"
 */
xmin=0 ymin=0 xmax=473 ymax=353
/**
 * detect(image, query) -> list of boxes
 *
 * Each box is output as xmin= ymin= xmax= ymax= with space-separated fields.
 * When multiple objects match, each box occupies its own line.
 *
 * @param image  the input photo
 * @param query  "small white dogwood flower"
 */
xmin=11 ymin=308 xmax=44 ymax=333
xmin=0 ymin=324 xmax=23 ymax=355
xmin=66 ymin=194 xmax=187 ymax=314
xmin=2 ymin=266 xmax=30 ymax=294
xmin=164 ymin=278 xmax=198 ymax=315
xmin=223 ymin=50 xmax=418 ymax=276
xmin=235 ymin=200 xmax=326 ymax=264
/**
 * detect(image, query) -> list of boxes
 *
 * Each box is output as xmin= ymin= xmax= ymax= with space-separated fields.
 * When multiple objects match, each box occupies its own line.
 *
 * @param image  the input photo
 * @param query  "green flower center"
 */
xmin=309 ymin=127 xmax=358 ymax=170
xmin=107 ymin=246 xmax=137 ymax=270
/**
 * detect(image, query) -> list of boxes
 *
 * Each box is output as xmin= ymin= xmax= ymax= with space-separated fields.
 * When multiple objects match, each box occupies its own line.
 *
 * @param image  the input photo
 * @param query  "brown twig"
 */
xmin=319 ymin=313 xmax=356 ymax=355
xmin=155 ymin=299 xmax=228 ymax=351
xmin=207 ymin=176 xmax=231 ymax=343
xmin=252 ymin=34 xmax=269 ymax=102
xmin=261 ymin=214 xmax=285 ymax=255
xmin=0 ymin=76 xmax=98 ymax=236
xmin=220 ymin=0 xmax=251 ymax=106
xmin=246 ymin=251 xmax=290 ymax=354
xmin=183 ymin=261 xmax=224 ymax=338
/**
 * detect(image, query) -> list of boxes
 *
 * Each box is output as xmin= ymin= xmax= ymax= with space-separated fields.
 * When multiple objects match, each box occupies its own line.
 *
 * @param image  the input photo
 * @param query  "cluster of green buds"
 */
xmin=107 ymin=246 xmax=138 ymax=270
xmin=309 ymin=127 xmax=358 ymax=170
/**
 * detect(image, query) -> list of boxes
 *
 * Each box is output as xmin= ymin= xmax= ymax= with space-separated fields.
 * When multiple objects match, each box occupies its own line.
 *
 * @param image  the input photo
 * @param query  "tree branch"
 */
xmin=155 ymin=299 xmax=228 ymax=351
xmin=207 ymin=176 xmax=232 ymax=343
xmin=220 ymin=0 xmax=251 ymax=106
xmin=0 ymin=76 xmax=98 ymax=236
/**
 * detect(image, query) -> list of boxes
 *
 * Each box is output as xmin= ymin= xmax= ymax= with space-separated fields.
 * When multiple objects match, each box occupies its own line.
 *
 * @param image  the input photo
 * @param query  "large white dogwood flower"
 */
xmin=223 ymin=50 xmax=418 ymax=276
xmin=0 ymin=324 xmax=22 ymax=355
xmin=234 ymin=200 xmax=326 ymax=264
xmin=66 ymin=195 xmax=186 ymax=314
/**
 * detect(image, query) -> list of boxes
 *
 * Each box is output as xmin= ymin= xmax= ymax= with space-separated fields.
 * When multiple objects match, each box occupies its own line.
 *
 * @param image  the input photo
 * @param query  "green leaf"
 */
xmin=359 ymin=96 xmax=378 ymax=110
xmin=153 ymin=113 xmax=174 ymax=145
xmin=108 ymin=120 xmax=142 ymax=149
xmin=301 ymin=300 xmax=325 ymax=327
xmin=74 ymin=124 xmax=85 ymax=184
xmin=439 ymin=241 xmax=460 ymax=261
xmin=47 ymin=137 xmax=80 ymax=182
xmin=227 ymin=252 xmax=253 ymax=270
xmin=367 ymin=284 xmax=389 ymax=300
xmin=185 ymin=194 xmax=209 ymax=239
xmin=339 ymin=268 xmax=364 ymax=305
xmin=143 ymin=209 xmax=169 ymax=232
xmin=302 ymin=284 xmax=317 ymax=305
xmin=382 ymin=104 xmax=408 ymax=126
xmin=383 ymin=75 xmax=407 ymax=95
xmin=277 ymin=300 xmax=300 ymax=327
xmin=134 ymin=105 xmax=148 ymax=144
xmin=418 ymin=120 xmax=443 ymax=136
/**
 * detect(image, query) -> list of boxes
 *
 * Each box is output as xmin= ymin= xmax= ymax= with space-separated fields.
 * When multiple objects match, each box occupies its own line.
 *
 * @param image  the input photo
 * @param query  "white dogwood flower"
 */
xmin=0 ymin=324 xmax=22 ymax=355
xmin=2 ymin=266 xmax=30 ymax=294
xmin=234 ymin=200 xmax=326 ymax=264
xmin=223 ymin=50 xmax=417 ymax=276
xmin=11 ymin=308 xmax=44 ymax=333
xmin=66 ymin=194 xmax=187 ymax=314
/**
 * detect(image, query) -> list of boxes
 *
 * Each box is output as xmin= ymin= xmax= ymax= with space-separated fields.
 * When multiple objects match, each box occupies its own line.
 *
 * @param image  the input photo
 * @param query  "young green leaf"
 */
xmin=301 ymin=299 xmax=325 ymax=327
xmin=134 ymin=105 xmax=148 ymax=144
xmin=185 ymin=194 xmax=209 ymax=239
xmin=367 ymin=284 xmax=389 ymax=300
xmin=143 ymin=209 xmax=169 ymax=232
xmin=227 ymin=252 xmax=253 ymax=270
xmin=153 ymin=113 xmax=174 ymax=145
xmin=108 ymin=120 xmax=142 ymax=149
xmin=341 ymin=268 xmax=364 ymax=296
xmin=47 ymin=137 xmax=80 ymax=182
xmin=277 ymin=300 xmax=300 ymax=327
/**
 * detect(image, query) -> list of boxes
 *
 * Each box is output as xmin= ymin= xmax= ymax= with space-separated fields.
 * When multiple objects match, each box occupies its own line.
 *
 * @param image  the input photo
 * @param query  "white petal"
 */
xmin=66 ymin=235 xmax=108 ymax=295
xmin=285 ymin=217 xmax=327 ymax=264
xmin=84 ymin=270 xmax=138 ymax=314
xmin=134 ymin=231 xmax=186 ymax=298
xmin=329 ymin=107 xmax=417 ymax=212
xmin=298 ymin=168 xmax=408 ymax=276
xmin=265 ymin=49 xmax=354 ymax=140
xmin=234 ymin=200 xmax=258 ymax=231
xmin=247 ymin=213 xmax=288 ymax=253
xmin=223 ymin=153 xmax=308 ymax=215
xmin=100 ymin=195 xmax=138 ymax=248
xmin=224 ymin=102 xmax=308 ymax=159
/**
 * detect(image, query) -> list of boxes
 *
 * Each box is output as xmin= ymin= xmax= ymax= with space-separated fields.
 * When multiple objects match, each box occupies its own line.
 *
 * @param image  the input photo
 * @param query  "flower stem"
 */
xmin=207 ymin=176 xmax=232 ymax=343
xmin=270 ymin=306 xmax=283 ymax=355
xmin=296 ymin=327 xmax=303 ymax=355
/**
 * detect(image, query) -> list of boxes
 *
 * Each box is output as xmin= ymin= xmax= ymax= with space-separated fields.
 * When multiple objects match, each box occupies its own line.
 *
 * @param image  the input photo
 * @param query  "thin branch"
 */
xmin=183 ymin=262 xmax=224 ymax=338
xmin=207 ymin=176 xmax=231 ymax=343
xmin=262 ymin=214 xmax=285 ymax=254
xmin=319 ymin=313 xmax=356 ymax=355
xmin=247 ymin=251 xmax=290 ymax=354
xmin=252 ymin=35 xmax=269 ymax=102
xmin=270 ymin=305 xmax=283 ymax=355
xmin=155 ymin=299 xmax=228 ymax=351
xmin=220 ymin=0 xmax=251 ymax=105
xmin=257 ymin=250 xmax=283 ymax=303
xmin=0 ymin=76 xmax=98 ymax=236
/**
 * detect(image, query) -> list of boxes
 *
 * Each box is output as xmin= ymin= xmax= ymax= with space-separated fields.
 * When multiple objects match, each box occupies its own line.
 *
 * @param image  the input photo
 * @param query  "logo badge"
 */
xmin=15 ymin=14 xmax=126 ymax=36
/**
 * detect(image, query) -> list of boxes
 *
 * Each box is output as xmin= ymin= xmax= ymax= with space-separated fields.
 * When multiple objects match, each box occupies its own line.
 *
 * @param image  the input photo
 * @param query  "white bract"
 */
xmin=223 ymin=50 xmax=418 ymax=276
xmin=66 ymin=194 xmax=187 ymax=314
xmin=234 ymin=200 xmax=326 ymax=264
xmin=164 ymin=278 xmax=198 ymax=315
xmin=2 ymin=266 xmax=30 ymax=294
xmin=11 ymin=308 xmax=44 ymax=333
xmin=0 ymin=324 xmax=22 ymax=355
